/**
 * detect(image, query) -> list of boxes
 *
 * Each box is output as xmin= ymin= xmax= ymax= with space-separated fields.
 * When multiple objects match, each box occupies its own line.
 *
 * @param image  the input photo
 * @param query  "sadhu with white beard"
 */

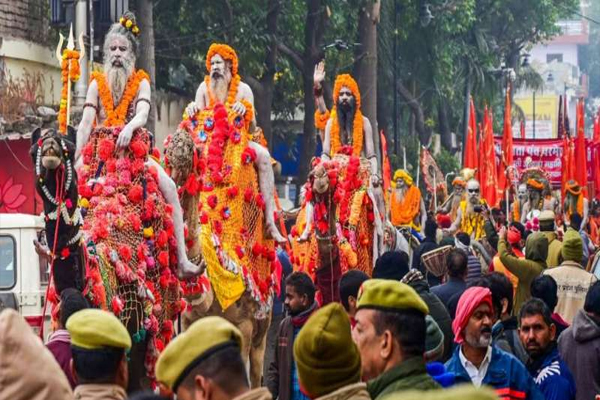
xmin=74 ymin=12 xmax=202 ymax=388
xmin=186 ymin=43 xmax=256 ymax=127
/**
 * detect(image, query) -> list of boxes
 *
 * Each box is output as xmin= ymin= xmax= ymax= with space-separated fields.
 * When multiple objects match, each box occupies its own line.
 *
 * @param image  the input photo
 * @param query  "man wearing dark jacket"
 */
xmin=431 ymin=248 xmax=468 ymax=307
xmin=445 ymin=287 xmax=543 ymax=399
xmin=401 ymin=269 xmax=454 ymax=361
xmin=519 ymin=299 xmax=575 ymax=400
xmin=353 ymin=279 xmax=440 ymax=399
xmin=558 ymin=281 xmax=600 ymax=400
xmin=374 ymin=254 xmax=454 ymax=361
xmin=45 ymin=288 xmax=89 ymax=389
xmin=266 ymin=272 xmax=317 ymax=400
xmin=412 ymin=219 xmax=440 ymax=286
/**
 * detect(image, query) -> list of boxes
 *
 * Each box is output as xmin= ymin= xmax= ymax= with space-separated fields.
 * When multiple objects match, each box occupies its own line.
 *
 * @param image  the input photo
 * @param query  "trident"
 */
xmin=55 ymin=24 xmax=85 ymax=130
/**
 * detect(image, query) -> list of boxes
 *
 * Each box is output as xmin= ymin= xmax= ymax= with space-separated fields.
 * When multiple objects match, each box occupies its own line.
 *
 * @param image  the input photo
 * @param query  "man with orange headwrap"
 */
xmin=521 ymin=177 xmax=557 ymax=224
xmin=445 ymin=287 xmax=543 ymax=398
xmin=313 ymin=61 xmax=379 ymax=185
xmin=563 ymin=180 xmax=589 ymax=230
xmin=389 ymin=169 xmax=426 ymax=231
xmin=186 ymin=43 xmax=255 ymax=126
xmin=440 ymin=177 xmax=467 ymax=222
xmin=184 ymin=43 xmax=285 ymax=244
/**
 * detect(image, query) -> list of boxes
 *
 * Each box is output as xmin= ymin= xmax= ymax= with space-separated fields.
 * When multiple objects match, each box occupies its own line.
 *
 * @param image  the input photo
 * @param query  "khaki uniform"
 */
xmin=234 ymin=388 xmax=273 ymax=400
xmin=0 ymin=309 xmax=73 ymax=400
xmin=73 ymin=384 xmax=127 ymax=400
xmin=544 ymin=261 xmax=598 ymax=324
xmin=542 ymin=231 xmax=562 ymax=268
xmin=316 ymin=383 xmax=370 ymax=400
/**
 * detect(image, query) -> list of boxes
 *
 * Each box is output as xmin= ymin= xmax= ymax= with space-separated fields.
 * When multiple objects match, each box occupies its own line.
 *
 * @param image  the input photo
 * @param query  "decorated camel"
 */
xmin=164 ymin=103 xmax=279 ymax=388
xmin=289 ymin=63 xmax=383 ymax=293
xmin=162 ymin=42 xmax=286 ymax=389
xmin=34 ymin=14 xmax=200 ymax=390
xmin=290 ymin=155 xmax=379 ymax=300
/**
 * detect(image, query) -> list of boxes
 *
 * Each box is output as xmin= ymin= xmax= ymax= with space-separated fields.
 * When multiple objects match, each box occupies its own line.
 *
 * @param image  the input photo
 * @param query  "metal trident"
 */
xmin=55 ymin=24 xmax=85 ymax=130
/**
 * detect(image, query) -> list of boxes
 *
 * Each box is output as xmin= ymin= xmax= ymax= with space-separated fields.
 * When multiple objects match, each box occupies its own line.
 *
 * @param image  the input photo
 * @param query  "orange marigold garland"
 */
xmin=314 ymin=109 xmax=330 ymax=131
xmin=93 ymin=69 xmax=149 ymax=127
xmin=329 ymin=74 xmax=364 ymax=157
xmin=205 ymin=43 xmax=239 ymax=75
xmin=58 ymin=49 xmax=81 ymax=134
xmin=526 ymin=178 xmax=545 ymax=191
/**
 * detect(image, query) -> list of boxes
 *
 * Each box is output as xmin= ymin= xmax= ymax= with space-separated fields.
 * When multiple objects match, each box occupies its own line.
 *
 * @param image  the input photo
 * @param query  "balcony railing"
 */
xmin=556 ymin=20 xmax=586 ymax=36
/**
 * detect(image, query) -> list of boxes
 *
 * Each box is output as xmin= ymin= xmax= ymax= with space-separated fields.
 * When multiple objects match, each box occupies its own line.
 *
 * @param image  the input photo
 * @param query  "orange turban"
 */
xmin=206 ymin=43 xmax=239 ymax=75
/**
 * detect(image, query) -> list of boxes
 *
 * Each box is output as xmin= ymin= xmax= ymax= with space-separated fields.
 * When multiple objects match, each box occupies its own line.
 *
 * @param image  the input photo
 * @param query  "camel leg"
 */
xmin=235 ymin=315 xmax=254 ymax=383
xmin=249 ymin=311 xmax=271 ymax=388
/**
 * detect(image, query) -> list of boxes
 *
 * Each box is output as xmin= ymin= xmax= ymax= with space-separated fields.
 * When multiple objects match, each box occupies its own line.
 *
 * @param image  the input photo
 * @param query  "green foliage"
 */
xmin=435 ymin=146 xmax=460 ymax=176
xmin=151 ymin=0 xmax=579 ymax=169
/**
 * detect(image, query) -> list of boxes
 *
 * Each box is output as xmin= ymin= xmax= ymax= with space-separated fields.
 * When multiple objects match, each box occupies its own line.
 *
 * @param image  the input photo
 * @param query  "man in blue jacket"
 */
xmin=445 ymin=287 xmax=544 ymax=399
xmin=519 ymin=298 xmax=576 ymax=400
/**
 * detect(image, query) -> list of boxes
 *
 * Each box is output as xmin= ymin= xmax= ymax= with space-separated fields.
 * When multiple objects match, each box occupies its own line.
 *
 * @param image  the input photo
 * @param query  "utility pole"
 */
xmin=462 ymin=63 xmax=471 ymax=165
xmin=393 ymin=0 xmax=399 ymax=156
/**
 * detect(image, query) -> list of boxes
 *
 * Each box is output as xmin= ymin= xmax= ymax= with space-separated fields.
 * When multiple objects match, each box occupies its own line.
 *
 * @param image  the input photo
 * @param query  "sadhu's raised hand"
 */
xmin=313 ymin=61 xmax=326 ymax=89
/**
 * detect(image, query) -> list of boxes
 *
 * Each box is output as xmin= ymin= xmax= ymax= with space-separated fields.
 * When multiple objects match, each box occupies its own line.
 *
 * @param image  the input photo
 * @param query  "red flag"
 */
xmin=498 ymin=85 xmax=513 ymax=195
xmin=593 ymin=115 xmax=600 ymax=199
xmin=380 ymin=130 xmax=392 ymax=195
xmin=562 ymin=98 xmax=574 ymax=197
xmin=575 ymin=98 xmax=588 ymax=197
xmin=479 ymin=106 xmax=498 ymax=206
xmin=464 ymin=97 xmax=478 ymax=170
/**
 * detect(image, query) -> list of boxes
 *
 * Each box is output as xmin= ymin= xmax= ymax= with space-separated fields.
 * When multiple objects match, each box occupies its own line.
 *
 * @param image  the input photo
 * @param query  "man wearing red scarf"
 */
xmin=445 ymin=287 xmax=543 ymax=399
xmin=490 ymin=223 xmax=525 ymax=297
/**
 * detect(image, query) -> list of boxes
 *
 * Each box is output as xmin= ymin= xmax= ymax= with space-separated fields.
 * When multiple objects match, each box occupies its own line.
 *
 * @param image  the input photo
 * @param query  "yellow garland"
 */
xmin=206 ymin=43 xmax=239 ymax=76
xmin=348 ymin=188 xmax=366 ymax=227
xmin=194 ymin=107 xmax=273 ymax=309
xmin=339 ymin=240 xmax=358 ymax=268
xmin=459 ymin=200 xmax=487 ymax=239
xmin=314 ymin=109 xmax=330 ymax=131
xmin=330 ymin=74 xmax=364 ymax=157
xmin=93 ymin=69 xmax=149 ymax=127
xmin=58 ymin=49 xmax=81 ymax=134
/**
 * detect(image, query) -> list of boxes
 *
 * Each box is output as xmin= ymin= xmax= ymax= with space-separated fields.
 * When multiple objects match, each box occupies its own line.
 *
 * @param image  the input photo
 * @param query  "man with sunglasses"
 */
xmin=446 ymin=180 xmax=488 ymax=240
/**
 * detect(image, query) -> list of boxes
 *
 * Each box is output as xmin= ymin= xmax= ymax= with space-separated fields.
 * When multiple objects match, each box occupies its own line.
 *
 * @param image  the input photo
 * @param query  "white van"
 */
xmin=0 ymin=213 xmax=51 ymax=336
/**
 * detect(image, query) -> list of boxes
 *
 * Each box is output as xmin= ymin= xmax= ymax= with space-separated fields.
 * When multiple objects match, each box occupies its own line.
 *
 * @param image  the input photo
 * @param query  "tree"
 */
xmin=354 ymin=0 xmax=381 ymax=158
xmin=135 ymin=0 xmax=156 ymax=133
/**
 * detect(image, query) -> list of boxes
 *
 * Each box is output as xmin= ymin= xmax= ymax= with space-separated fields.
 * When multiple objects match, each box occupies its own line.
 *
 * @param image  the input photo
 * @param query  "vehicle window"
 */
xmin=37 ymin=230 xmax=49 ymax=285
xmin=0 ymin=236 xmax=16 ymax=289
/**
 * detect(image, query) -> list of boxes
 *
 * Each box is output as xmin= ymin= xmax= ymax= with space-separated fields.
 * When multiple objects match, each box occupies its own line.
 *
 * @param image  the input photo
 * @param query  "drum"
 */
xmin=421 ymin=245 xmax=453 ymax=278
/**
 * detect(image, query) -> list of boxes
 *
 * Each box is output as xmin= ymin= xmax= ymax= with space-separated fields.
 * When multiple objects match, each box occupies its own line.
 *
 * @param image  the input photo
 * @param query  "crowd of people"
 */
xmin=1 ymin=201 xmax=600 ymax=400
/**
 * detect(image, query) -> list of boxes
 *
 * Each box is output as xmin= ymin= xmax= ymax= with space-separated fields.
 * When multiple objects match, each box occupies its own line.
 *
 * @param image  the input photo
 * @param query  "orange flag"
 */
xmin=464 ymin=97 xmax=478 ymax=170
xmin=498 ymin=85 xmax=513 ymax=196
xmin=480 ymin=107 xmax=498 ymax=206
xmin=575 ymin=98 xmax=588 ymax=197
xmin=380 ymin=130 xmax=392 ymax=195
xmin=593 ymin=114 xmax=600 ymax=199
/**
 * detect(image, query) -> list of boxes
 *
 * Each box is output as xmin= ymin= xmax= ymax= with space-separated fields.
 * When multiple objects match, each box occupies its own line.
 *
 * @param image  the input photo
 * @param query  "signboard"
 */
xmin=494 ymin=137 xmax=593 ymax=188
xmin=514 ymin=95 xmax=558 ymax=139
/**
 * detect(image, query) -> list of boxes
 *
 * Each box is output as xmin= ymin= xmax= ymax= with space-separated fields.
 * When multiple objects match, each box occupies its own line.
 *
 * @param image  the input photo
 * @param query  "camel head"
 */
xmin=30 ymin=127 xmax=76 ymax=171
xmin=312 ymin=163 xmax=330 ymax=195
xmin=309 ymin=159 xmax=339 ymax=197
xmin=164 ymin=126 xmax=196 ymax=186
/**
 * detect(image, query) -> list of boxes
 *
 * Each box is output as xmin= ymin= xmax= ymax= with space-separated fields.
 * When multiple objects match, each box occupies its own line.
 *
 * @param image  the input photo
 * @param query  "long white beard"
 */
xmin=104 ymin=57 xmax=135 ymax=105
xmin=210 ymin=76 xmax=229 ymax=104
